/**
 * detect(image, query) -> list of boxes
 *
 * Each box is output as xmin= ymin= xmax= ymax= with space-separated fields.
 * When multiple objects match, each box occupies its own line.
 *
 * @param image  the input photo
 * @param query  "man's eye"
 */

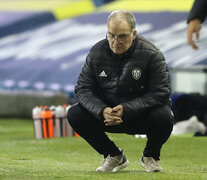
xmin=119 ymin=35 xmax=127 ymax=39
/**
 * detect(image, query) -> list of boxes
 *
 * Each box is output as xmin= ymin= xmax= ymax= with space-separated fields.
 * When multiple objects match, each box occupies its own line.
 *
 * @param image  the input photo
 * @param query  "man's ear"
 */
xmin=132 ymin=30 xmax=137 ymax=40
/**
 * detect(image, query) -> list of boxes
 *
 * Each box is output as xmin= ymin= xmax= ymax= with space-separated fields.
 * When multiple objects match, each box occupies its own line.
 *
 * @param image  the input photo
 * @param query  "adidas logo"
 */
xmin=99 ymin=70 xmax=107 ymax=77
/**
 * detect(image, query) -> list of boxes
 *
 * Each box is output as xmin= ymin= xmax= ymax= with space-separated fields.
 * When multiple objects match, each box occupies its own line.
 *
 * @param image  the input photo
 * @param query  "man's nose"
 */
xmin=113 ymin=37 xmax=120 ymax=44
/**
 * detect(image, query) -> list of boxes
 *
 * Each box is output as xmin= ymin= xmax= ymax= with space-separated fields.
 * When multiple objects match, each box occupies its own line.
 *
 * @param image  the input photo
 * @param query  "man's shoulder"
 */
xmin=90 ymin=39 xmax=108 ymax=53
xmin=135 ymin=35 xmax=160 ymax=53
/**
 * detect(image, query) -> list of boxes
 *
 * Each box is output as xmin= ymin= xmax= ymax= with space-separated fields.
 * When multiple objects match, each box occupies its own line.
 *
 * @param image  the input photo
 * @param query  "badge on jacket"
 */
xmin=132 ymin=68 xmax=141 ymax=80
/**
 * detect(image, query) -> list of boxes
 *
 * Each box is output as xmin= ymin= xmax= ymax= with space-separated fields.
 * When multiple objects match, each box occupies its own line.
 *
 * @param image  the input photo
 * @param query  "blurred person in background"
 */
xmin=93 ymin=0 xmax=115 ymax=7
xmin=187 ymin=0 xmax=207 ymax=49
xmin=67 ymin=10 xmax=174 ymax=173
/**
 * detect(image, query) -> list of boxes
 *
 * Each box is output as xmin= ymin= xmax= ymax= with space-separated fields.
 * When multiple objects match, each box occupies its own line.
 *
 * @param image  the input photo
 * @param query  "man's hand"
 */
xmin=187 ymin=19 xmax=201 ymax=49
xmin=103 ymin=105 xmax=123 ymax=126
xmin=112 ymin=105 xmax=123 ymax=118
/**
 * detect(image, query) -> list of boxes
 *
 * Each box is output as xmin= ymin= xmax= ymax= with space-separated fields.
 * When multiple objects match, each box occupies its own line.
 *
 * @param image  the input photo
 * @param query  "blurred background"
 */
xmin=0 ymin=0 xmax=207 ymax=120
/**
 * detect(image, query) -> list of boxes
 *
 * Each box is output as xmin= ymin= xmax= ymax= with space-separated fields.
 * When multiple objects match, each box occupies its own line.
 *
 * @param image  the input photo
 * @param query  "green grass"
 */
xmin=0 ymin=119 xmax=207 ymax=180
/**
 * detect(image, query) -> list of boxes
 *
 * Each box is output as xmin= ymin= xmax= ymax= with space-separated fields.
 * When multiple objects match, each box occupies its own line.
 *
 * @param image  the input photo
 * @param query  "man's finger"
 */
xmin=187 ymin=32 xmax=198 ymax=49
xmin=104 ymin=118 xmax=123 ymax=126
xmin=104 ymin=117 xmax=121 ymax=123
xmin=105 ymin=120 xmax=123 ymax=126
xmin=108 ymin=111 xmax=122 ymax=117
xmin=104 ymin=108 xmax=113 ymax=114
xmin=111 ymin=105 xmax=123 ymax=117
xmin=112 ymin=105 xmax=123 ymax=111
xmin=195 ymin=30 xmax=200 ymax=41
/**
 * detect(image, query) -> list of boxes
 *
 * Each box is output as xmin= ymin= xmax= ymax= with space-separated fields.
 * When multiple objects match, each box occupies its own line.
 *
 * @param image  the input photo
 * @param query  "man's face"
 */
xmin=107 ymin=18 xmax=136 ymax=54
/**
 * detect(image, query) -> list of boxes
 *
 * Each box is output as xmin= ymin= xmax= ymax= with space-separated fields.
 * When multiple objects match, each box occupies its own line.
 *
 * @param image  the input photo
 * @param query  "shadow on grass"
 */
xmin=116 ymin=170 xmax=147 ymax=174
xmin=78 ymin=170 xmax=146 ymax=174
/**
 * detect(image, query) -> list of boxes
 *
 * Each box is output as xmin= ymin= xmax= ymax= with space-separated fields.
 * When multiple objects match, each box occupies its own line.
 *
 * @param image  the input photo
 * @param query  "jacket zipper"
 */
xmin=117 ymin=58 xmax=125 ymax=98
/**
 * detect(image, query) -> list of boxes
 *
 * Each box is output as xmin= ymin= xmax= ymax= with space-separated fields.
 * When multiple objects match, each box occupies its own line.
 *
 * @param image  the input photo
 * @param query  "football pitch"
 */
xmin=0 ymin=119 xmax=207 ymax=180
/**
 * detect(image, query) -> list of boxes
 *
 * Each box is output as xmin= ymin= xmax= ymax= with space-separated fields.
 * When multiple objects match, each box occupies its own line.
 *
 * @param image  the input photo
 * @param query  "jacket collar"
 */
xmin=107 ymin=36 xmax=137 ymax=58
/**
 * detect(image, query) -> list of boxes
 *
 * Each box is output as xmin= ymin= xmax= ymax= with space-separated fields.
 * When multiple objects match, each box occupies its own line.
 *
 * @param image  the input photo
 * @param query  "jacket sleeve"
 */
xmin=75 ymin=53 xmax=108 ymax=121
xmin=187 ymin=0 xmax=207 ymax=23
xmin=121 ymin=50 xmax=171 ymax=118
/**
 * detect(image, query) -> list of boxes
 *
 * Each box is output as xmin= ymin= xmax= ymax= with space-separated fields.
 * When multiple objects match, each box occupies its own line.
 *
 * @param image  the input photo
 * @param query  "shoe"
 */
xmin=96 ymin=150 xmax=129 ymax=172
xmin=140 ymin=156 xmax=163 ymax=172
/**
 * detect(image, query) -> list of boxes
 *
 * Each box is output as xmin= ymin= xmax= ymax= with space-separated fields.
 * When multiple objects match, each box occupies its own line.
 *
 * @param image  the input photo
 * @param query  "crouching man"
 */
xmin=67 ymin=10 xmax=174 ymax=172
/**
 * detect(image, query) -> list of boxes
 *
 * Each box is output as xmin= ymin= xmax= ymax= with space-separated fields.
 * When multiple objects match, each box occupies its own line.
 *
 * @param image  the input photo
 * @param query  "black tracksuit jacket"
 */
xmin=75 ymin=35 xmax=171 ymax=121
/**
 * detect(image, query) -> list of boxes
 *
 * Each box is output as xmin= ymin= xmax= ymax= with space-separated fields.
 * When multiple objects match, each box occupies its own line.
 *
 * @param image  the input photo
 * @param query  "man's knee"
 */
xmin=67 ymin=104 xmax=83 ymax=128
xmin=146 ymin=105 xmax=173 ymax=140
xmin=67 ymin=103 xmax=103 ymax=132
xmin=148 ymin=105 xmax=174 ymax=127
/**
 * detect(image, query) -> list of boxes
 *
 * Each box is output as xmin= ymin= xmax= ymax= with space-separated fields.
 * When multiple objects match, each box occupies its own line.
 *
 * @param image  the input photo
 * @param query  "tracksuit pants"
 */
xmin=67 ymin=103 xmax=173 ymax=160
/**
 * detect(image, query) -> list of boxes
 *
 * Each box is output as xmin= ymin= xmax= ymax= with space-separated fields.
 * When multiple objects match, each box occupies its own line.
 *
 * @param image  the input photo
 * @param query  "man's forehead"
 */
xmin=109 ymin=17 xmax=129 ymax=26
xmin=108 ymin=19 xmax=131 ymax=33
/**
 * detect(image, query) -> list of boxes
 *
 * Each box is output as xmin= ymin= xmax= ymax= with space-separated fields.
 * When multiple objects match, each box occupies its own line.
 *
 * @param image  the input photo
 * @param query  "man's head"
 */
xmin=107 ymin=10 xmax=137 ymax=54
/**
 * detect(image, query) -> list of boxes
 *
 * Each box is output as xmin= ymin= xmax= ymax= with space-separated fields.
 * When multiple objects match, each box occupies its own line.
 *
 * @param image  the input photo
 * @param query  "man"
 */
xmin=187 ymin=0 xmax=207 ymax=49
xmin=67 ymin=10 xmax=174 ymax=173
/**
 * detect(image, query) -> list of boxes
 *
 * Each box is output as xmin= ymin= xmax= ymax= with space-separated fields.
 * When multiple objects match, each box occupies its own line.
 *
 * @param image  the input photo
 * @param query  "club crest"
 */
xmin=132 ymin=68 xmax=141 ymax=80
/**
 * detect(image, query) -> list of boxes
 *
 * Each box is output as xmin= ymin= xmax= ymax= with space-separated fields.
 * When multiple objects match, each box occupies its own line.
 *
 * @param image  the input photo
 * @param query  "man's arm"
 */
xmin=187 ymin=0 xmax=207 ymax=24
xmin=187 ymin=0 xmax=207 ymax=49
xmin=121 ymin=51 xmax=171 ymax=118
xmin=75 ymin=53 xmax=108 ymax=120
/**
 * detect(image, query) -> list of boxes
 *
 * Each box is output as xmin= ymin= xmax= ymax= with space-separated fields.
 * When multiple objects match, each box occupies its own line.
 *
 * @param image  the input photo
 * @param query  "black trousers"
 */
xmin=67 ymin=103 xmax=173 ymax=160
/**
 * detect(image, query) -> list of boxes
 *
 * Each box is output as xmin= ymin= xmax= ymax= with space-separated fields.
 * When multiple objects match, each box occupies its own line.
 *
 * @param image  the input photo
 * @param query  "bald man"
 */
xmin=67 ymin=10 xmax=173 ymax=173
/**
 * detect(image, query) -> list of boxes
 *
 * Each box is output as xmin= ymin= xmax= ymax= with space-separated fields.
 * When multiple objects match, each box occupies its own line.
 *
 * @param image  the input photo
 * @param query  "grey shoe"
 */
xmin=140 ymin=156 xmax=163 ymax=172
xmin=96 ymin=150 xmax=129 ymax=172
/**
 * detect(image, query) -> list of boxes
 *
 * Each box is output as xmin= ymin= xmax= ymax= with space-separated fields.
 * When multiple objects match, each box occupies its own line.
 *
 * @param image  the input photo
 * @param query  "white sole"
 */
xmin=140 ymin=160 xmax=162 ymax=172
xmin=112 ymin=160 xmax=130 ymax=172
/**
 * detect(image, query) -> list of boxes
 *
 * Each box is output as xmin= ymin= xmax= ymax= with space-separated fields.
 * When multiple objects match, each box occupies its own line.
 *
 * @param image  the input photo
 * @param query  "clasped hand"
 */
xmin=103 ymin=105 xmax=123 ymax=126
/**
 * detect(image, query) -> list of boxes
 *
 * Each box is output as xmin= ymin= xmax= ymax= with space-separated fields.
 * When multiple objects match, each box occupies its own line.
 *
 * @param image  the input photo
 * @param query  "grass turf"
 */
xmin=0 ymin=119 xmax=207 ymax=180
